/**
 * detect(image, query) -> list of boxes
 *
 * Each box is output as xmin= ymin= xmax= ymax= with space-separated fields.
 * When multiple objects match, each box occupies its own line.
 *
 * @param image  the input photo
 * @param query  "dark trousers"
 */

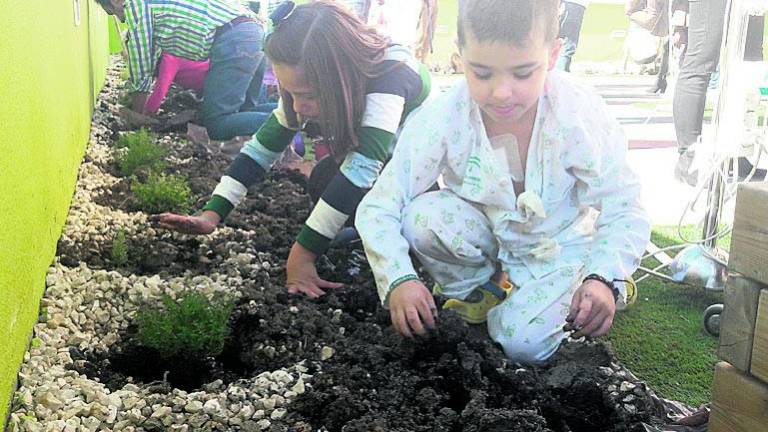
xmin=200 ymin=21 xmax=270 ymax=141
xmin=674 ymin=3 xmax=764 ymax=153
xmin=556 ymin=1 xmax=587 ymax=72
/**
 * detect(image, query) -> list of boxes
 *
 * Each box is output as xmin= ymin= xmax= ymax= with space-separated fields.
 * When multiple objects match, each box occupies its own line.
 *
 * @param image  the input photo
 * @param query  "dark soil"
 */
xmin=68 ymin=70 xmax=669 ymax=431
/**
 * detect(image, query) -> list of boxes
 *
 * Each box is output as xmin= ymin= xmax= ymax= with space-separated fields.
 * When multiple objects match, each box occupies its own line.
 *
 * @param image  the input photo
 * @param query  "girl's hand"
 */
xmin=566 ymin=279 xmax=617 ymax=338
xmin=150 ymin=210 xmax=220 ymax=235
xmin=388 ymin=280 xmax=437 ymax=338
xmin=286 ymin=242 xmax=343 ymax=298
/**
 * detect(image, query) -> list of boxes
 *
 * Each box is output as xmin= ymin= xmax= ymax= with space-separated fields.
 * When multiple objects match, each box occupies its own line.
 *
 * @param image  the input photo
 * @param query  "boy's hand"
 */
xmin=388 ymin=280 xmax=437 ymax=338
xmin=286 ymin=242 xmax=343 ymax=298
xmin=566 ymin=279 xmax=616 ymax=338
xmin=150 ymin=210 xmax=220 ymax=234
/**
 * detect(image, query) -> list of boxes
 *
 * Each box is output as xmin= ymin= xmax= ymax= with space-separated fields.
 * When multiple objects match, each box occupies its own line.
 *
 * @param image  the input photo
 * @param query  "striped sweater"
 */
xmin=123 ymin=0 xmax=254 ymax=93
xmin=204 ymin=45 xmax=432 ymax=255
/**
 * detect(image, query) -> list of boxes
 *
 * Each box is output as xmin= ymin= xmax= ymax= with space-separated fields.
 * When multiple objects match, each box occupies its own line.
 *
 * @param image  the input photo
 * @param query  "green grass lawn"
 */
xmin=607 ymin=225 xmax=728 ymax=407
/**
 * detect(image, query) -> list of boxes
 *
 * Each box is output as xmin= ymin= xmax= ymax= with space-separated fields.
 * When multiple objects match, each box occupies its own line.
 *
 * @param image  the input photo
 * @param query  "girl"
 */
xmin=154 ymin=0 xmax=432 ymax=298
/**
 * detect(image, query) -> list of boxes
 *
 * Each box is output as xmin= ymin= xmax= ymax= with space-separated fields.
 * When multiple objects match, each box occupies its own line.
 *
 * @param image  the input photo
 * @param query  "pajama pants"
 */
xmin=402 ymin=190 xmax=583 ymax=364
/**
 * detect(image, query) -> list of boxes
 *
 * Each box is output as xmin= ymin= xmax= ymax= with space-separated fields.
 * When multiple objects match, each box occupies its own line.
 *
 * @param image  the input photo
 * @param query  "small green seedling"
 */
xmin=111 ymin=229 xmax=129 ymax=266
xmin=131 ymin=173 xmax=191 ymax=214
xmin=115 ymin=129 xmax=167 ymax=176
xmin=136 ymin=291 xmax=235 ymax=359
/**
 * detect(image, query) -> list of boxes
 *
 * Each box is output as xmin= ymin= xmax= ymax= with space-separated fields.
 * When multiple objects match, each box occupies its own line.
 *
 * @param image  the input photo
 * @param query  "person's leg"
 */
xmin=556 ymin=2 xmax=587 ymax=73
xmin=254 ymin=102 xmax=278 ymax=113
xmin=201 ymin=22 xmax=270 ymax=141
xmin=402 ymin=190 xmax=499 ymax=300
xmin=650 ymin=37 xmax=670 ymax=93
xmin=239 ymin=56 xmax=268 ymax=113
xmin=672 ymin=0 xmax=727 ymax=155
xmin=745 ymin=14 xmax=765 ymax=62
xmin=487 ymin=264 xmax=582 ymax=364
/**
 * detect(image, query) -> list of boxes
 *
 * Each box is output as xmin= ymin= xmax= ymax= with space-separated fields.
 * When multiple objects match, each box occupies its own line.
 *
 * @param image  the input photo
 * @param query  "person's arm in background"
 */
xmin=670 ymin=0 xmax=689 ymax=48
xmin=625 ymin=0 xmax=646 ymax=17
xmin=144 ymin=54 xmax=180 ymax=114
xmin=627 ymin=0 xmax=665 ymax=32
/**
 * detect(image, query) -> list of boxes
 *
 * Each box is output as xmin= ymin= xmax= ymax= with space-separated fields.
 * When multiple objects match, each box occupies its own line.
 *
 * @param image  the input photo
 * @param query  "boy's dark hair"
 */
xmin=94 ymin=0 xmax=111 ymax=9
xmin=457 ymin=0 xmax=560 ymax=48
xmin=265 ymin=0 xmax=391 ymax=158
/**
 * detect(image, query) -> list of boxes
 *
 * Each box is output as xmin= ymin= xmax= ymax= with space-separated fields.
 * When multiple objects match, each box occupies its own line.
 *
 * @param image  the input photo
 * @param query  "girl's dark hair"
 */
xmin=266 ymin=0 xmax=391 ymax=158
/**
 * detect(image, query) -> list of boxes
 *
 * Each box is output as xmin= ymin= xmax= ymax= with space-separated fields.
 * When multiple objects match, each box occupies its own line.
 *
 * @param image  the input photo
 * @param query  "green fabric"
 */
xmin=255 ymin=114 xmax=298 ymax=153
xmin=296 ymin=225 xmax=333 ymax=255
xmin=203 ymin=195 xmax=235 ymax=220
xmin=389 ymin=274 xmax=420 ymax=292
xmin=355 ymin=126 xmax=396 ymax=163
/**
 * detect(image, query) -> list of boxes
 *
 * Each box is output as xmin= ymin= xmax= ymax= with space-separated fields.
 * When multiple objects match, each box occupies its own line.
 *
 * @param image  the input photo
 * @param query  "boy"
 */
xmin=355 ymin=0 xmax=650 ymax=364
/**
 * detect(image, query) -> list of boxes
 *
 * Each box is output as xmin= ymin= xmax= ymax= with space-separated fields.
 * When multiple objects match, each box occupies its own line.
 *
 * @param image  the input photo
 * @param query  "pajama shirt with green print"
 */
xmin=355 ymin=70 xmax=651 ymax=364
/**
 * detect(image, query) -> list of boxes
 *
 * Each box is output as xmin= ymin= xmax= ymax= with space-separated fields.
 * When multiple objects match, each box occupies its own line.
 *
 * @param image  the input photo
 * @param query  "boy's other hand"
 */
xmin=150 ymin=210 xmax=219 ymax=234
xmin=286 ymin=242 xmax=343 ymax=298
xmin=388 ymin=280 xmax=437 ymax=338
xmin=566 ymin=280 xmax=617 ymax=338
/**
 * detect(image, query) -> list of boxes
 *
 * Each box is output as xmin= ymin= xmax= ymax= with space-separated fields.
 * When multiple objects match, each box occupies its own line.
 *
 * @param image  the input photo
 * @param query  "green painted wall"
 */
xmin=574 ymin=2 xmax=630 ymax=63
xmin=0 ymin=1 xmax=110 ymax=428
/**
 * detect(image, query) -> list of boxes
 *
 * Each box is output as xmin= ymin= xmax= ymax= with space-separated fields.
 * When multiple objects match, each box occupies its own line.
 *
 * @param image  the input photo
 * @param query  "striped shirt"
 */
xmin=204 ymin=45 xmax=432 ymax=255
xmin=124 ymin=0 xmax=254 ymax=92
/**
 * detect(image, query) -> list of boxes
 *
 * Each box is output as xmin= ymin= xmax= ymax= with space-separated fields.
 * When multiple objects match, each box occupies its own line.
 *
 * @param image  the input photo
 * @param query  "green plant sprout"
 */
xmin=111 ymin=229 xmax=129 ymax=266
xmin=135 ymin=291 xmax=235 ymax=359
xmin=131 ymin=173 xmax=191 ymax=214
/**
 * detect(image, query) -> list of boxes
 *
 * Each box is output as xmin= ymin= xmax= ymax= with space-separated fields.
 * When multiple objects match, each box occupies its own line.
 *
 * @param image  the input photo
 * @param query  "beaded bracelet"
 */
xmin=583 ymin=273 xmax=620 ymax=303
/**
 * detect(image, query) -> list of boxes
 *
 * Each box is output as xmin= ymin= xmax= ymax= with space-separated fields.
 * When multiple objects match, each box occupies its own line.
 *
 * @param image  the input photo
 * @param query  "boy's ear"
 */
xmin=547 ymin=38 xmax=563 ymax=71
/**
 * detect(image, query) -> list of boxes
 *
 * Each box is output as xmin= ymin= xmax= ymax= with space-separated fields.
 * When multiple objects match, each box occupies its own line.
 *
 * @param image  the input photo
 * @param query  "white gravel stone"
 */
xmin=184 ymin=400 xmax=204 ymax=413
xmin=320 ymin=346 xmax=335 ymax=360
xmin=620 ymin=381 xmax=636 ymax=392
xmin=203 ymin=398 xmax=223 ymax=416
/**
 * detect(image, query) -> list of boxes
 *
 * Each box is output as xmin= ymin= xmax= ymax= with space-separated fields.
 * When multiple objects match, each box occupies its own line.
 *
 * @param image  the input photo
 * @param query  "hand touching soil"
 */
xmin=286 ymin=242 xmax=343 ymax=298
xmin=150 ymin=210 xmax=220 ymax=234
xmin=388 ymin=279 xmax=437 ymax=338
xmin=566 ymin=279 xmax=617 ymax=338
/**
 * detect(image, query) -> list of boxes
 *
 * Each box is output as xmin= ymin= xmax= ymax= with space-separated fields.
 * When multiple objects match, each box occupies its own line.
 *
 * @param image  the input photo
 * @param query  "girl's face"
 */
xmin=273 ymin=63 xmax=320 ymax=120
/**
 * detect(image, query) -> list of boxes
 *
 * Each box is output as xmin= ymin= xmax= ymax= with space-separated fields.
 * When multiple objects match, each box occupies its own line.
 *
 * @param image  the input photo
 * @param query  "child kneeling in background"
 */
xmin=355 ymin=0 xmax=650 ymax=364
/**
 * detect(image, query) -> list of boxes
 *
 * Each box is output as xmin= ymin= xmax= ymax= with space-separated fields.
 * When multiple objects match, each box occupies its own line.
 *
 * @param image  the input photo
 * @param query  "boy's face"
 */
xmin=460 ymin=30 xmax=560 ymax=126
